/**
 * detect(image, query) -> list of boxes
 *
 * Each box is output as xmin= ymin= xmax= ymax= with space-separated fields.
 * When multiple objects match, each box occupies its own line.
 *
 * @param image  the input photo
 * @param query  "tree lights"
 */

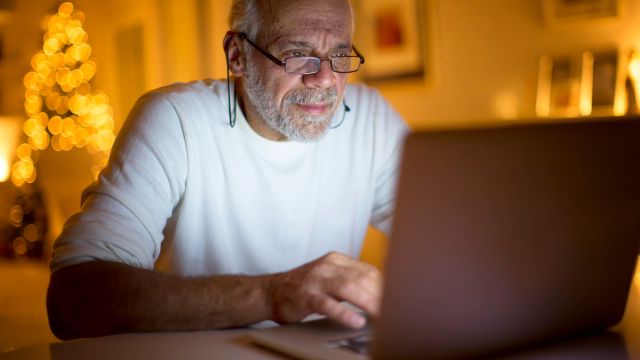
xmin=12 ymin=2 xmax=115 ymax=187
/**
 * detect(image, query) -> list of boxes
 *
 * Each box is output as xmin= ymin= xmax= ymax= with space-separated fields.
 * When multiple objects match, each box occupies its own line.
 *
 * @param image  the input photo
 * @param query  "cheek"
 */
xmin=335 ymin=74 xmax=348 ymax=95
xmin=252 ymin=57 xmax=295 ymax=104
xmin=274 ymin=77 xmax=304 ymax=105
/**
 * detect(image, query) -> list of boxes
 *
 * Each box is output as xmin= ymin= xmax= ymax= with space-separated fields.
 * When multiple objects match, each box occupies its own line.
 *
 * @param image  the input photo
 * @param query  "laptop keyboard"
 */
xmin=327 ymin=333 xmax=374 ymax=355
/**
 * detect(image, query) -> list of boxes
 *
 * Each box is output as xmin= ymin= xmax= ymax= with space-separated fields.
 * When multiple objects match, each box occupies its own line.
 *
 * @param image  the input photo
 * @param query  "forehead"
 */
xmin=261 ymin=0 xmax=352 ymax=44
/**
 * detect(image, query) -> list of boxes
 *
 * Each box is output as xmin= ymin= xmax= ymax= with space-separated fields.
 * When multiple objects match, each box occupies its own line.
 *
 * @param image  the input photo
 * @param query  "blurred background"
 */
xmin=1 ymin=0 xmax=640 ymax=352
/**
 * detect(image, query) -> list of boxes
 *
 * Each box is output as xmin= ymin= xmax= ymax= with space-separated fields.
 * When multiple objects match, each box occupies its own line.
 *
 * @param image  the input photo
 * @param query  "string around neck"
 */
xmin=226 ymin=62 xmax=237 ymax=128
xmin=331 ymin=99 xmax=351 ymax=129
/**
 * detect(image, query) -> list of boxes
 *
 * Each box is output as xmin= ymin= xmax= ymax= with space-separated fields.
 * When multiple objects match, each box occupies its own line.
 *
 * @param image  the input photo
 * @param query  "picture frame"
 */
xmin=354 ymin=0 xmax=426 ymax=82
xmin=537 ymin=50 xmax=624 ymax=117
xmin=543 ymin=0 xmax=620 ymax=26
xmin=584 ymin=50 xmax=621 ymax=115
xmin=536 ymin=55 xmax=582 ymax=117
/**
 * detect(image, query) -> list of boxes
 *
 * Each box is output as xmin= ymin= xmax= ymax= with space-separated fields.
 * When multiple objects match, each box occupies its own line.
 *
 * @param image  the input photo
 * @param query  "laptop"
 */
xmin=248 ymin=118 xmax=640 ymax=359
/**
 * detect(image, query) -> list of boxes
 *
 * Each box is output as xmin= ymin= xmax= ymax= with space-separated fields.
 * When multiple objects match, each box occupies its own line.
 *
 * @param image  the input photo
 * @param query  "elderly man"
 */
xmin=47 ymin=0 xmax=408 ymax=339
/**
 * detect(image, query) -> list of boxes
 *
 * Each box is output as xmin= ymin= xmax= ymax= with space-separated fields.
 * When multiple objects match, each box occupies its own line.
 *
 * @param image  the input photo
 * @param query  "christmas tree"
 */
xmin=12 ymin=2 xmax=115 ymax=187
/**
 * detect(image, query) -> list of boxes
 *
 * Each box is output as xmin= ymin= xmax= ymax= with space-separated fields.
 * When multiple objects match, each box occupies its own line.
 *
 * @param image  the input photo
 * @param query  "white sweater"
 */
xmin=50 ymin=80 xmax=409 ymax=276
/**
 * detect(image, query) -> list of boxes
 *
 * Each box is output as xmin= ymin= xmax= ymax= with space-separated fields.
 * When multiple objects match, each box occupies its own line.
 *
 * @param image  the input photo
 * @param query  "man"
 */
xmin=47 ymin=0 xmax=408 ymax=339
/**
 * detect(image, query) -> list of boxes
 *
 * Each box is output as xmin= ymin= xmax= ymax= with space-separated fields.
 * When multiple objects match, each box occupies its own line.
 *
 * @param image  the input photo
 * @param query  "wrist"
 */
xmin=260 ymin=272 xmax=279 ymax=323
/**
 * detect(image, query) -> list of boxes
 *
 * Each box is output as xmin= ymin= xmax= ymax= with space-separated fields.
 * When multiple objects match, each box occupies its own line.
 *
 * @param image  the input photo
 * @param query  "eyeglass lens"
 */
xmin=284 ymin=57 xmax=361 ymax=75
xmin=285 ymin=58 xmax=320 ymax=74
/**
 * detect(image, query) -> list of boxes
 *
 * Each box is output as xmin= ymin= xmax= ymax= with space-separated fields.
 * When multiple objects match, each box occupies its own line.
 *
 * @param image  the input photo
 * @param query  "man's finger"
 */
xmin=325 ymin=278 xmax=381 ymax=317
xmin=307 ymin=292 xmax=367 ymax=328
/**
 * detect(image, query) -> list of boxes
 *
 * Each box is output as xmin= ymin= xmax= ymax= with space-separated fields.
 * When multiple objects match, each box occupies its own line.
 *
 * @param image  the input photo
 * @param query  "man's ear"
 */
xmin=223 ymin=32 xmax=247 ymax=77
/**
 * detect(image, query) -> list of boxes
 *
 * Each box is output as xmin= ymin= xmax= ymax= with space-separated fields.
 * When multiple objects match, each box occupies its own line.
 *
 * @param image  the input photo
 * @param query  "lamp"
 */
xmin=0 ymin=117 xmax=20 ymax=182
xmin=627 ymin=50 xmax=640 ymax=114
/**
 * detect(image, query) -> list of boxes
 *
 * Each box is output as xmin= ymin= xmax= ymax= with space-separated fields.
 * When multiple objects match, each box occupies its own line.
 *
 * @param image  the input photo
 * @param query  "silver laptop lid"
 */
xmin=375 ymin=118 xmax=640 ymax=359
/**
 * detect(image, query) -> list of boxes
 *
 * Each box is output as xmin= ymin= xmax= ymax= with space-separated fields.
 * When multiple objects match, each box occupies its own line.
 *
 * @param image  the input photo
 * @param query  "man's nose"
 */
xmin=303 ymin=60 xmax=336 ymax=89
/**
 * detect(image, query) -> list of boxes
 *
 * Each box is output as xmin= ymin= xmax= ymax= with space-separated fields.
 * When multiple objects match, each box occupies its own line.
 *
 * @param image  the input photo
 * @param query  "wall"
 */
xmin=380 ymin=0 xmax=640 ymax=129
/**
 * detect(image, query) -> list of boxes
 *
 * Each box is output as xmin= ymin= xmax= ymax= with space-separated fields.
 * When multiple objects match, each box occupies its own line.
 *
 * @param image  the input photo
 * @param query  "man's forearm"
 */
xmin=46 ymin=261 xmax=274 ymax=339
xmin=47 ymin=252 xmax=381 ymax=340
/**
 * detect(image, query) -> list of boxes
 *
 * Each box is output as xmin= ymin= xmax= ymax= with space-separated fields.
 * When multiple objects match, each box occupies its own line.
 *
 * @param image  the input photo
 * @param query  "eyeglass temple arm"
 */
xmin=352 ymin=45 xmax=365 ymax=64
xmin=226 ymin=31 xmax=286 ymax=67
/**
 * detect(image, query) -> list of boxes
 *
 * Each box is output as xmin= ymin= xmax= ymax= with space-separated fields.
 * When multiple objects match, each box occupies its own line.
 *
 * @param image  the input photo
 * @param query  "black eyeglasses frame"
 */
xmin=231 ymin=32 xmax=365 ymax=75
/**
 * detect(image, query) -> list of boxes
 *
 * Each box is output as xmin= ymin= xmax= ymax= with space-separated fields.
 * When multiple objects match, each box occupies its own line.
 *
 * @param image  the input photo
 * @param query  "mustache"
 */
xmin=284 ymin=88 xmax=338 ymax=106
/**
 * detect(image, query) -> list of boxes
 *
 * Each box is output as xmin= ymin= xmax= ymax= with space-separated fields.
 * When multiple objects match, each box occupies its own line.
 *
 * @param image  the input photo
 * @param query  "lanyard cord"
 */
xmin=331 ymin=100 xmax=350 ymax=129
xmin=226 ymin=61 xmax=237 ymax=128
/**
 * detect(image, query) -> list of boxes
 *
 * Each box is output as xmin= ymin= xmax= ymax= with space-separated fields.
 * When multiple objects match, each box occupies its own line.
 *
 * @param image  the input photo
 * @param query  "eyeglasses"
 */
xmin=233 ymin=32 xmax=365 ymax=75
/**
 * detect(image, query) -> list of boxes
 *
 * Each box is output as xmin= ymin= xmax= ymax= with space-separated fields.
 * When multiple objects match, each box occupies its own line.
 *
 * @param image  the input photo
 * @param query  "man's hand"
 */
xmin=267 ymin=252 xmax=382 ymax=329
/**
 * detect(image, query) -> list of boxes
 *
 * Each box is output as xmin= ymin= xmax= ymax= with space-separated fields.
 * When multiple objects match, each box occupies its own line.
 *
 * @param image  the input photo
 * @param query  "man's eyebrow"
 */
xmin=271 ymin=39 xmax=313 ymax=50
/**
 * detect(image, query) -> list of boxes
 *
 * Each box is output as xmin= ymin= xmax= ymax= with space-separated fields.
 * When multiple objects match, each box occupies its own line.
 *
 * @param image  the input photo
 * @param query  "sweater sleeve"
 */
xmin=49 ymin=91 xmax=188 ymax=272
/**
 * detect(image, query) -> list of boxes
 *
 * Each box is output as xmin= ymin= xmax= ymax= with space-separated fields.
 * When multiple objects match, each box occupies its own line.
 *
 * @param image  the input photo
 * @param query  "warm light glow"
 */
xmin=23 ymin=223 xmax=40 ymax=242
xmin=630 ymin=55 xmax=640 ymax=81
xmin=0 ymin=117 xmax=20 ymax=183
xmin=536 ymin=56 xmax=552 ymax=117
xmin=579 ymin=52 xmax=593 ymax=116
xmin=12 ymin=2 xmax=115 ymax=186
xmin=0 ymin=158 xmax=9 ymax=182
xmin=628 ymin=51 xmax=640 ymax=112
xmin=9 ymin=205 xmax=24 ymax=227
xmin=492 ymin=91 xmax=519 ymax=119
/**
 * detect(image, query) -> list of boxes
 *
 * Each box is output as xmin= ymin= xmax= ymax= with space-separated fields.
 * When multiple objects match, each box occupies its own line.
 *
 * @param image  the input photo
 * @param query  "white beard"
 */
xmin=242 ymin=56 xmax=340 ymax=142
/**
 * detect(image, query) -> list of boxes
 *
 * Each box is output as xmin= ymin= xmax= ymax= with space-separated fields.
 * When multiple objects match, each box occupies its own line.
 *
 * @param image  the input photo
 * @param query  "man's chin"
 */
xmin=284 ymin=118 xmax=333 ymax=142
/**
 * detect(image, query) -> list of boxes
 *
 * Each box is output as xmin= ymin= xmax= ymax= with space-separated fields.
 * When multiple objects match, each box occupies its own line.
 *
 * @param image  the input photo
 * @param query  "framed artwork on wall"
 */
xmin=585 ymin=50 xmax=620 ymax=115
xmin=536 ymin=50 xmax=624 ymax=117
xmin=354 ymin=0 xmax=427 ymax=82
xmin=543 ymin=0 xmax=620 ymax=25
xmin=536 ymin=55 xmax=582 ymax=117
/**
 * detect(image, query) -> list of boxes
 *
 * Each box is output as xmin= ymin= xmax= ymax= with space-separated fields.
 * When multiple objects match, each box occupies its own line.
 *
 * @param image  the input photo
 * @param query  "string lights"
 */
xmin=11 ymin=2 xmax=115 ymax=187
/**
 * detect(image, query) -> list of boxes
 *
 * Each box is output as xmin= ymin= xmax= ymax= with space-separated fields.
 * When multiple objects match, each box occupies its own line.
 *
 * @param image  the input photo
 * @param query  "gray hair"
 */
xmin=228 ymin=0 xmax=265 ymax=42
xmin=228 ymin=0 xmax=354 ymax=42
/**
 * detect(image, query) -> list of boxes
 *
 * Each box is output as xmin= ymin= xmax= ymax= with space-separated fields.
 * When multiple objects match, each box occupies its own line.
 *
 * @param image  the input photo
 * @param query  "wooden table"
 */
xmin=1 ymin=263 xmax=639 ymax=360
